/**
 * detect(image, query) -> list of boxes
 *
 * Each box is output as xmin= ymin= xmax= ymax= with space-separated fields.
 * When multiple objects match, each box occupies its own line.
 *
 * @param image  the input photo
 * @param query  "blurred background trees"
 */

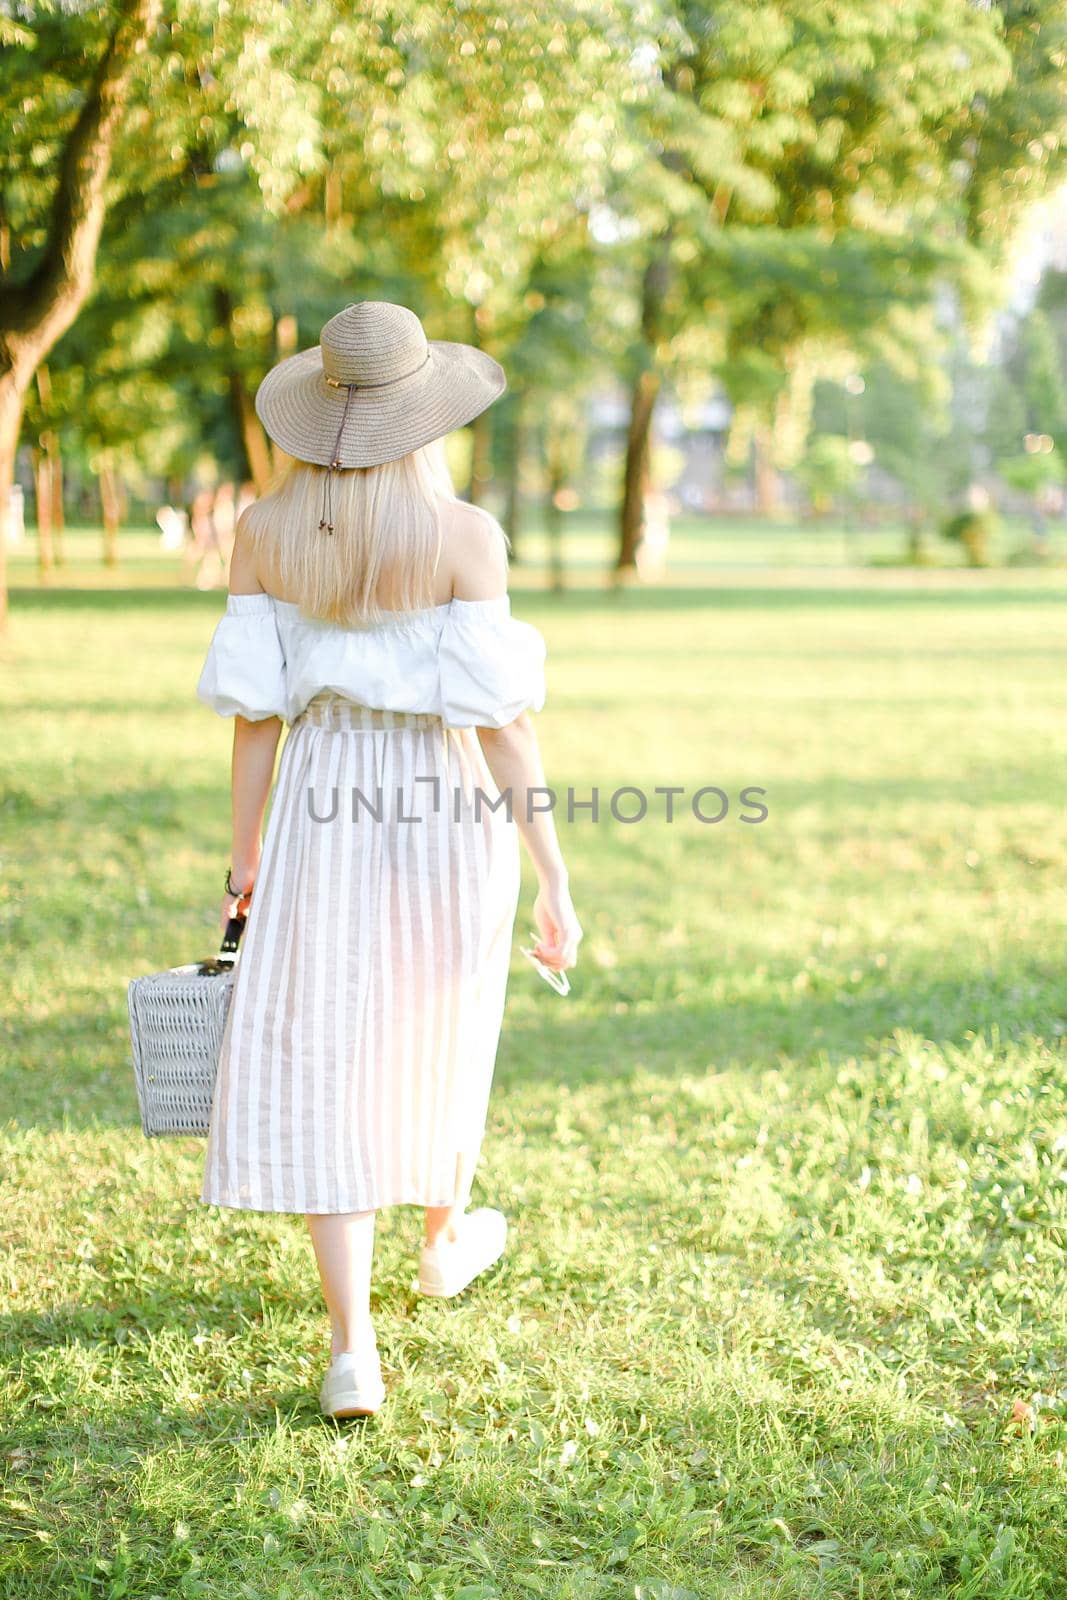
xmin=4 ymin=0 xmax=1067 ymax=627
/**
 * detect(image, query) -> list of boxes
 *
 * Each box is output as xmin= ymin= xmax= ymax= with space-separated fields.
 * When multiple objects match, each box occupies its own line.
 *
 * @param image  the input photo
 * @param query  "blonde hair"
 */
xmin=242 ymin=436 xmax=467 ymax=627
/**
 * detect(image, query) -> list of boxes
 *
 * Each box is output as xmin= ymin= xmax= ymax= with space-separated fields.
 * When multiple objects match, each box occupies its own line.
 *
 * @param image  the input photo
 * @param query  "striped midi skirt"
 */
xmin=199 ymin=690 xmax=521 ymax=1214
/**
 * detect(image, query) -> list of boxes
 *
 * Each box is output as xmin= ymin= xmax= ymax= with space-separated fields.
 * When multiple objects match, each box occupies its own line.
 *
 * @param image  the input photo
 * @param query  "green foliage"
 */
xmin=6 ymin=0 xmax=648 ymax=480
xmin=793 ymin=434 xmax=858 ymax=512
xmin=997 ymin=450 xmax=1067 ymax=495
xmin=0 ymin=7 xmax=124 ymax=275
xmin=983 ymin=365 xmax=1030 ymax=466
xmin=941 ymin=508 xmax=1001 ymax=567
xmin=7 ymin=0 xmax=1067 ymax=545
xmin=639 ymin=0 xmax=1067 ymax=496
xmin=1015 ymin=309 xmax=1067 ymax=444
xmin=939 ymin=0 xmax=1067 ymax=300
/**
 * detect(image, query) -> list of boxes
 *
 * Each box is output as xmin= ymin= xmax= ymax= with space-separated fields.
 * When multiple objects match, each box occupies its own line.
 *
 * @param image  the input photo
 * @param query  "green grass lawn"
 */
xmin=2 ymin=560 xmax=1067 ymax=1599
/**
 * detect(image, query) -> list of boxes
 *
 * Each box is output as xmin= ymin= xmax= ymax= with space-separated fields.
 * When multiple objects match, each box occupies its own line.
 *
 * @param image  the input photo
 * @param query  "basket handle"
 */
xmin=218 ymin=911 xmax=247 ymax=967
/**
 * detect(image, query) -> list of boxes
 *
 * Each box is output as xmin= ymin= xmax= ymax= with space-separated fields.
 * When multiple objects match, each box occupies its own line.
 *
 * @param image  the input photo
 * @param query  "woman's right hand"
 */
xmin=532 ymin=874 xmax=583 ymax=971
xmin=219 ymin=888 xmax=253 ymax=935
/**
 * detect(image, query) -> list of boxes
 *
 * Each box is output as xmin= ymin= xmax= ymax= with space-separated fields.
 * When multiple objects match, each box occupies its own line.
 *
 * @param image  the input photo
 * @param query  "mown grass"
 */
xmin=1 ymin=559 xmax=1066 ymax=1599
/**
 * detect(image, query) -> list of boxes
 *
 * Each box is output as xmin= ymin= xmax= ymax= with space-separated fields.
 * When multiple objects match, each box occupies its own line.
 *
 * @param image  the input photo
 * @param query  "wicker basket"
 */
xmin=127 ymin=912 xmax=246 ymax=1137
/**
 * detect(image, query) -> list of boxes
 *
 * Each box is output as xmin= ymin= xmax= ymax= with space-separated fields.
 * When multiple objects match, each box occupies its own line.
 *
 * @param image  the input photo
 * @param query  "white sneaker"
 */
xmin=319 ymin=1333 xmax=386 ymax=1418
xmin=417 ymin=1207 xmax=508 ymax=1298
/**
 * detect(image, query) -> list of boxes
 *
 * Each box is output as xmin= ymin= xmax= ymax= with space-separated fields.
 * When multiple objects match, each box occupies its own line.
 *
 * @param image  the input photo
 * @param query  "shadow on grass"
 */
xmin=9 ymin=586 xmax=231 ymax=614
xmin=4 ymin=956 xmax=1062 ymax=1134
xmin=516 ymin=584 xmax=1067 ymax=614
xmin=497 ymin=959 xmax=1065 ymax=1091
xmin=2 ymin=1334 xmax=332 ymax=1437
xmin=1 ymin=779 xmax=223 ymax=826
xmin=10 ymin=582 xmax=1067 ymax=618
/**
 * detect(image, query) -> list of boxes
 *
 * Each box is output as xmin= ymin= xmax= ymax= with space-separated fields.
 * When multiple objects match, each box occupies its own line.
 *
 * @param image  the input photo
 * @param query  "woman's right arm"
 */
xmin=447 ymin=505 xmax=581 ymax=972
xmin=475 ymin=712 xmax=582 ymax=972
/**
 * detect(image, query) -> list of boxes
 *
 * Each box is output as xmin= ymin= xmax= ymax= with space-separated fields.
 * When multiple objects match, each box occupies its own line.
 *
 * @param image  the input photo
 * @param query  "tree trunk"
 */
xmin=0 ymin=375 xmax=22 ymax=623
xmin=502 ymin=400 xmax=524 ymax=562
xmin=466 ymin=305 xmax=493 ymax=507
xmin=98 ymin=450 xmax=121 ymax=566
xmin=32 ymin=445 xmax=55 ymax=577
xmin=469 ymin=409 xmax=491 ymax=506
xmin=0 ymin=0 xmax=160 ymax=634
xmin=49 ymin=431 xmax=65 ymax=547
xmin=230 ymin=371 xmax=273 ymax=493
xmin=324 ymin=164 xmax=342 ymax=225
xmin=906 ymin=509 xmax=929 ymax=565
xmin=752 ymin=424 xmax=783 ymax=516
xmin=269 ymin=314 xmax=299 ymax=477
xmin=618 ymin=366 xmax=661 ymax=573
xmin=33 ymin=368 xmax=65 ymax=563
xmin=617 ymin=235 xmax=672 ymax=577
xmin=215 ymin=286 xmax=274 ymax=493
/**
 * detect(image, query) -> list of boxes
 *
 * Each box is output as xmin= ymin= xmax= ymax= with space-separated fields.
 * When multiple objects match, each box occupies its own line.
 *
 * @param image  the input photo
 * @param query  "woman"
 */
xmin=195 ymin=301 xmax=582 ymax=1419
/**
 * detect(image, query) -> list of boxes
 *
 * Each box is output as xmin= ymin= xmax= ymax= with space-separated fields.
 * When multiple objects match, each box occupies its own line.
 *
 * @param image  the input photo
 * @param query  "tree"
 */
xmin=793 ymin=433 xmax=859 ymax=516
xmin=983 ymin=364 xmax=1029 ymax=466
xmin=16 ymin=0 xmax=640 ymax=569
xmin=1017 ymin=307 xmax=1067 ymax=443
xmin=606 ymin=0 xmax=1067 ymax=568
xmin=601 ymin=0 xmax=1007 ymax=562
xmin=815 ymin=350 xmax=958 ymax=541
xmin=0 ymin=0 xmax=161 ymax=628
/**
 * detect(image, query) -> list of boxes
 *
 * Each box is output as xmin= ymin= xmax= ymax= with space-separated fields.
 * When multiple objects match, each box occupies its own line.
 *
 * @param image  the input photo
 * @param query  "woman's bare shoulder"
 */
xmin=438 ymin=500 xmax=510 ymax=601
xmin=229 ymin=510 xmax=269 ymax=596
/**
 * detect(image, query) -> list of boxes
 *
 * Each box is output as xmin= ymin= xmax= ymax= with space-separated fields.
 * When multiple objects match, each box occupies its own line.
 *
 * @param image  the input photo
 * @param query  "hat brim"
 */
xmin=254 ymin=340 xmax=507 ymax=469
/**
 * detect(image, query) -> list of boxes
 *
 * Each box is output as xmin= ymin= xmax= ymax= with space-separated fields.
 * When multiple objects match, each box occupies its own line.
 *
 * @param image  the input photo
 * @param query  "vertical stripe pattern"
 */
xmin=200 ymin=690 xmax=521 ymax=1214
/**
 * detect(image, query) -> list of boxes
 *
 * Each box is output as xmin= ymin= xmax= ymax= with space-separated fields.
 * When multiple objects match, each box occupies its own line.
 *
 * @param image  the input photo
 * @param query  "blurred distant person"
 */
xmin=155 ymin=503 xmax=188 ymax=552
xmin=635 ymin=487 xmax=671 ymax=581
xmin=190 ymin=486 xmax=224 ymax=590
xmin=212 ymin=481 xmax=237 ymax=568
xmin=1034 ymin=483 xmax=1062 ymax=559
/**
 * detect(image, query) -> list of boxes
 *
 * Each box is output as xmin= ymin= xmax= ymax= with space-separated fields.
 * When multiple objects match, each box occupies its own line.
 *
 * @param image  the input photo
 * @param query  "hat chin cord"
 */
xmin=319 ymin=382 xmax=358 ymax=534
xmin=315 ymin=351 xmax=432 ymax=531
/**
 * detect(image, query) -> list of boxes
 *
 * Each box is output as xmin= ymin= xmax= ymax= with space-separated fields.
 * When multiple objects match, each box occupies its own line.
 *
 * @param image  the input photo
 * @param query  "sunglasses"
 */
xmin=518 ymin=930 xmax=571 ymax=996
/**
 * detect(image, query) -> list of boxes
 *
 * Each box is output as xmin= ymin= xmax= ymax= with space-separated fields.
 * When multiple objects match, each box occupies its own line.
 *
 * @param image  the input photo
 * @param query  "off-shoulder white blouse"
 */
xmin=196 ymin=591 xmax=547 ymax=729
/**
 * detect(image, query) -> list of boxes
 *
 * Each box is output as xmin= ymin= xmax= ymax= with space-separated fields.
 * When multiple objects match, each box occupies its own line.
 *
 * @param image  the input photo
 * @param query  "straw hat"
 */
xmin=255 ymin=300 xmax=507 ymax=473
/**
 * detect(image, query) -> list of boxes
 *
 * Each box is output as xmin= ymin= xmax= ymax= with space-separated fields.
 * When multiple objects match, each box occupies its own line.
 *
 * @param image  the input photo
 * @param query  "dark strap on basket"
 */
xmin=195 ymin=911 xmax=247 ymax=976
xmin=218 ymin=912 xmax=246 ymax=966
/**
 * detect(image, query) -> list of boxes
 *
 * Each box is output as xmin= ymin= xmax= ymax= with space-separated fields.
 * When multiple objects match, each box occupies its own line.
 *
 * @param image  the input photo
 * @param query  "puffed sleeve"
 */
xmin=438 ymin=595 xmax=547 ymax=729
xmin=196 ymin=592 xmax=288 ymax=722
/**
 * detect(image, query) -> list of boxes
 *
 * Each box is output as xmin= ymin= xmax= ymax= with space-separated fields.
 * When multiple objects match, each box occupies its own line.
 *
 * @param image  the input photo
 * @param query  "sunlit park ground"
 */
xmin=2 ymin=520 xmax=1067 ymax=1599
